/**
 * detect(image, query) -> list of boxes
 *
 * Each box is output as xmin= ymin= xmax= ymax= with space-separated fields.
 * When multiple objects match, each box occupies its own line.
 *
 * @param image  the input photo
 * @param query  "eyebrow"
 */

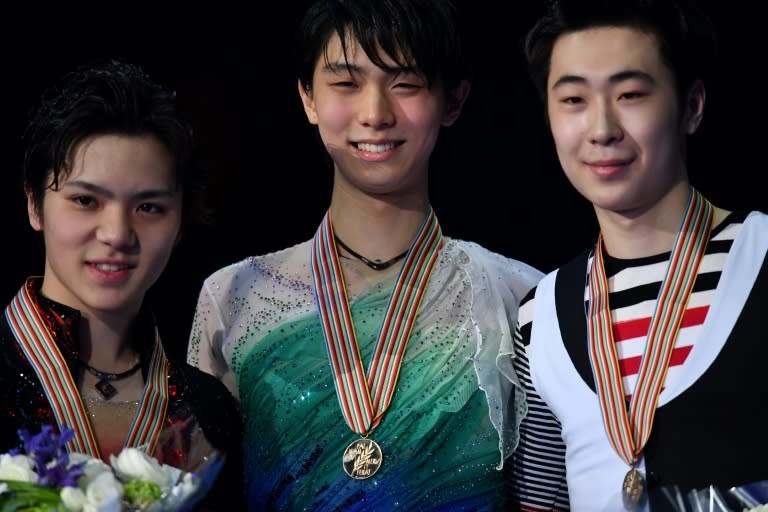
xmin=321 ymin=61 xmax=420 ymax=77
xmin=61 ymin=180 xmax=175 ymax=201
xmin=551 ymin=69 xmax=656 ymax=90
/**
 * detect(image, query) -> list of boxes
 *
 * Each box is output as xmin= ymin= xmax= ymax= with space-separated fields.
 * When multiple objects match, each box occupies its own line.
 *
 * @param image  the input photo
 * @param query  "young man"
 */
xmin=510 ymin=1 xmax=768 ymax=511
xmin=186 ymin=0 xmax=542 ymax=510
xmin=0 ymin=59 xmax=245 ymax=510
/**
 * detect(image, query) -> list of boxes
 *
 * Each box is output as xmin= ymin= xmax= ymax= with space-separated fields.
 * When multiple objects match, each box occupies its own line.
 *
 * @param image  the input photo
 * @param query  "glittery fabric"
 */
xmin=0 ymin=278 xmax=246 ymax=510
xmin=189 ymin=238 xmax=542 ymax=511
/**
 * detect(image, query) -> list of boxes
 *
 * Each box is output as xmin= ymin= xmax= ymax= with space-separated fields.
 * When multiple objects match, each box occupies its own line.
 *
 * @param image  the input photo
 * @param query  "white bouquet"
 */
xmin=653 ymin=481 xmax=768 ymax=512
xmin=0 ymin=424 xmax=224 ymax=511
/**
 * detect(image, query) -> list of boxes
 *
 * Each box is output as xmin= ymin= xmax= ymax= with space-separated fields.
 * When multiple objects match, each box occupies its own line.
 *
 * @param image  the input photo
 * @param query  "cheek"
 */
xmin=42 ymin=217 xmax=86 ymax=249
xmin=400 ymin=97 xmax=442 ymax=128
xmin=627 ymin=111 xmax=680 ymax=162
xmin=315 ymin=99 xmax=350 ymax=132
xmin=549 ymin=117 xmax=583 ymax=160
xmin=141 ymin=229 xmax=179 ymax=280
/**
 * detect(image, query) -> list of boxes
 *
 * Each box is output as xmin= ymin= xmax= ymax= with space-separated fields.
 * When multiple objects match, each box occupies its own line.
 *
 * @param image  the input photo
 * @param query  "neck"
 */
xmin=594 ymin=181 xmax=694 ymax=259
xmin=329 ymin=188 xmax=431 ymax=263
xmin=77 ymin=311 xmax=139 ymax=371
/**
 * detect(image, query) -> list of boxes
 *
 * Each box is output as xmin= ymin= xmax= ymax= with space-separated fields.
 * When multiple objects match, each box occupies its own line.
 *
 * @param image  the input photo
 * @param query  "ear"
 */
xmin=441 ymin=80 xmax=471 ymax=127
xmin=26 ymin=188 xmax=43 ymax=232
xmin=298 ymin=79 xmax=319 ymax=125
xmin=684 ymin=79 xmax=706 ymax=135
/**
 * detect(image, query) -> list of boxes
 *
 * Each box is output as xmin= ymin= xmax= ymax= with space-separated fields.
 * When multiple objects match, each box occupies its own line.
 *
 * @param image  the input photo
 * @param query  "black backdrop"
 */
xmin=1 ymin=1 xmax=764 ymax=360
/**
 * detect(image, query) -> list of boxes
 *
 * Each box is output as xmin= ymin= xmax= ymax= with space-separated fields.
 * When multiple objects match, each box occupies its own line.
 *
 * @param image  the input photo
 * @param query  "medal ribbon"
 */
xmin=5 ymin=278 xmax=170 ymax=457
xmin=311 ymin=209 xmax=442 ymax=435
xmin=587 ymin=188 xmax=713 ymax=466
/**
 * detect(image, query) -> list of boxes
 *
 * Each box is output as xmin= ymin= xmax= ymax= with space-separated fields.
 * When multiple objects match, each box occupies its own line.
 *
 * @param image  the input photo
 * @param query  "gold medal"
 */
xmin=342 ymin=438 xmax=383 ymax=479
xmin=622 ymin=468 xmax=645 ymax=509
xmin=312 ymin=210 xmax=442 ymax=478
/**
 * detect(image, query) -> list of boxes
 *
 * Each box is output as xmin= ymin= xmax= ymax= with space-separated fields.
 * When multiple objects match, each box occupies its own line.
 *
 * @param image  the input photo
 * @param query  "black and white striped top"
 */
xmin=510 ymin=211 xmax=748 ymax=511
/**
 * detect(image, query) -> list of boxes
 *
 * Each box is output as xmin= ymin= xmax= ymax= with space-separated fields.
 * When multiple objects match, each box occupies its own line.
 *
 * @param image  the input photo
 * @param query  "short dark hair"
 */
xmin=23 ymin=59 xmax=208 ymax=229
xmin=296 ymin=0 xmax=469 ymax=98
xmin=524 ymin=0 xmax=717 ymax=106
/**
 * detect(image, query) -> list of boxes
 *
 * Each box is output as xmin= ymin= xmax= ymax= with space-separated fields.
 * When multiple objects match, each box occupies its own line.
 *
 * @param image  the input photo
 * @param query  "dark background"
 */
xmin=1 ymin=1 xmax=764 ymax=360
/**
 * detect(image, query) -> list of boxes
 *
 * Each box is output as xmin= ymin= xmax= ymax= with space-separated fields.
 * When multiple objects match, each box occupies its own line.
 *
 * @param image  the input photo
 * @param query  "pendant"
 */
xmin=95 ymin=379 xmax=118 ymax=400
xmin=342 ymin=438 xmax=382 ymax=479
xmin=622 ymin=467 xmax=646 ymax=510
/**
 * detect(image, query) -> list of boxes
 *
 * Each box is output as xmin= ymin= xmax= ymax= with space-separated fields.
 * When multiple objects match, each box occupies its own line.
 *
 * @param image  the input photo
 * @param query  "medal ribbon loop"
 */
xmin=311 ymin=209 xmax=442 ymax=435
xmin=587 ymin=188 xmax=713 ymax=465
xmin=6 ymin=278 xmax=169 ymax=457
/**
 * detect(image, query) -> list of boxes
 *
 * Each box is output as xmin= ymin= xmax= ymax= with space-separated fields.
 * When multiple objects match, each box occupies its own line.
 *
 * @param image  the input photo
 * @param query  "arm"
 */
xmin=510 ymin=295 xmax=570 ymax=511
xmin=186 ymin=278 xmax=238 ymax=399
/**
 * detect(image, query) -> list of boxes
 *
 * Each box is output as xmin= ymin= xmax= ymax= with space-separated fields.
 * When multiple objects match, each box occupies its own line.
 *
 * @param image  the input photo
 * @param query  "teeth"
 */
xmin=94 ymin=263 xmax=127 ymax=272
xmin=357 ymin=142 xmax=396 ymax=153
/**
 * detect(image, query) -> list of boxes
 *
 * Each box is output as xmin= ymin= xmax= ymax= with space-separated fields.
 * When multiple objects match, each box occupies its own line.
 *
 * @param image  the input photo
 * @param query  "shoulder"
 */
xmin=445 ymin=238 xmax=544 ymax=286
xmin=168 ymin=360 xmax=242 ymax=442
xmin=199 ymin=240 xmax=313 ymax=296
xmin=171 ymin=361 xmax=238 ymax=403
xmin=517 ymin=247 xmax=588 ymax=327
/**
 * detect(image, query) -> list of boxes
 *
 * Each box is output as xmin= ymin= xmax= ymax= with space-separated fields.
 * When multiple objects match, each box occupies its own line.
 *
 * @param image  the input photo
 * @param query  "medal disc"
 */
xmin=342 ymin=438 xmax=383 ymax=479
xmin=622 ymin=468 xmax=646 ymax=509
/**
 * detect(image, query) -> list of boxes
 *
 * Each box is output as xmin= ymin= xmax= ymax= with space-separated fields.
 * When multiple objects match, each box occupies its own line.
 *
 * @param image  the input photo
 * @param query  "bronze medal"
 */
xmin=342 ymin=438 xmax=383 ymax=479
xmin=587 ymin=190 xmax=713 ymax=509
xmin=622 ymin=468 xmax=645 ymax=509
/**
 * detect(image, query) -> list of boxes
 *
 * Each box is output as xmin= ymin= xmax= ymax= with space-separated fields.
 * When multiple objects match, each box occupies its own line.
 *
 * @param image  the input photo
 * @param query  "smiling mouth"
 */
xmin=91 ymin=262 xmax=133 ymax=272
xmin=353 ymin=141 xmax=402 ymax=153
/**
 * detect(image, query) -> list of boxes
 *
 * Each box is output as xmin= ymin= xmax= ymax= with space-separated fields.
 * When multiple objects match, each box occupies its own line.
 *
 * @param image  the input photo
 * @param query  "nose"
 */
xmin=96 ymin=207 xmax=138 ymax=251
xmin=357 ymin=86 xmax=395 ymax=129
xmin=588 ymin=99 xmax=623 ymax=145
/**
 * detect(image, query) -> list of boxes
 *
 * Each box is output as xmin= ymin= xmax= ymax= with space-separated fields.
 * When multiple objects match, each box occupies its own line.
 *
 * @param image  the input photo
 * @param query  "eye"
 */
xmin=137 ymin=203 xmax=165 ymax=214
xmin=393 ymin=82 xmax=423 ymax=91
xmin=72 ymin=195 xmax=96 ymax=207
xmin=331 ymin=80 xmax=356 ymax=88
xmin=561 ymin=96 xmax=584 ymax=105
xmin=619 ymin=91 xmax=646 ymax=101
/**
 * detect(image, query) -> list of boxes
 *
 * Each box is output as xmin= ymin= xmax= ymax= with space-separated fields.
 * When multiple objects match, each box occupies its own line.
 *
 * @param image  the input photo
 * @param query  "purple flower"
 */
xmin=15 ymin=425 xmax=85 ymax=488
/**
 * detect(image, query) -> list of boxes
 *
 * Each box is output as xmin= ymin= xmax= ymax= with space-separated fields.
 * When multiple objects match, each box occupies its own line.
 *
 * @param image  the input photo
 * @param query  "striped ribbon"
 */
xmin=587 ymin=188 xmax=713 ymax=466
xmin=5 ymin=278 xmax=170 ymax=458
xmin=311 ymin=209 xmax=442 ymax=436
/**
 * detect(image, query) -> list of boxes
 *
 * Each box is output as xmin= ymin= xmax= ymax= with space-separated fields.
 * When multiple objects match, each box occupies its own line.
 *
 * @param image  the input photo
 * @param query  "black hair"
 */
xmin=23 ymin=59 xmax=209 ymax=229
xmin=296 ymin=0 xmax=470 ymax=98
xmin=524 ymin=0 xmax=717 ymax=107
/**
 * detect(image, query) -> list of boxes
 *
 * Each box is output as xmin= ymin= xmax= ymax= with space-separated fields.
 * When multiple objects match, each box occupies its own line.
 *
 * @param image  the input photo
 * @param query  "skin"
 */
xmin=298 ymin=33 xmax=469 ymax=265
xmin=546 ymin=26 xmax=711 ymax=257
xmin=27 ymin=133 xmax=182 ymax=342
xmin=26 ymin=133 xmax=182 ymax=459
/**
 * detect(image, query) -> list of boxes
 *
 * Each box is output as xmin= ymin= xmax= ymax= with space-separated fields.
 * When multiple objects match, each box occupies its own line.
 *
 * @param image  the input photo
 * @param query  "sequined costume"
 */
xmin=0 ymin=278 xmax=246 ymax=510
xmin=188 ymin=237 xmax=542 ymax=511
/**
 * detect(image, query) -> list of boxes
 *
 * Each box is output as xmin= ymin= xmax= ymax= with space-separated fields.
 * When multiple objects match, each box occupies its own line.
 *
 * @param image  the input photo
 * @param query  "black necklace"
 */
xmin=79 ymin=359 xmax=142 ymax=400
xmin=334 ymin=235 xmax=408 ymax=271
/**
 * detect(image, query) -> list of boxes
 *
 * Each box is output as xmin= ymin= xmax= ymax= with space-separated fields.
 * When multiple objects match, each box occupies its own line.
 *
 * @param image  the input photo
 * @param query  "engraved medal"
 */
xmin=342 ymin=438 xmax=383 ymax=479
xmin=586 ymin=189 xmax=713 ymax=508
xmin=311 ymin=210 xmax=442 ymax=479
xmin=622 ymin=468 xmax=645 ymax=510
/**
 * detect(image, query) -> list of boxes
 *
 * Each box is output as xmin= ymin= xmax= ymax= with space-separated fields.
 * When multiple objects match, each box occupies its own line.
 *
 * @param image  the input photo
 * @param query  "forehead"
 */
xmin=64 ymin=134 xmax=175 ymax=187
xmin=548 ymin=26 xmax=667 ymax=86
xmin=319 ymin=31 xmax=405 ymax=71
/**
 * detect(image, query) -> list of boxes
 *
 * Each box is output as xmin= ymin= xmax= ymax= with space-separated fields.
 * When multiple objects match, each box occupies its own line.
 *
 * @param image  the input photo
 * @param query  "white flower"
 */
xmin=177 ymin=472 xmax=197 ymax=496
xmin=110 ymin=448 xmax=171 ymax=490
xmin=69 ymin=453 xmax=113 ymax=488
xmin=0 ymin=453 xmax=38 ymax=482
xmin=60 ymin=486 xmax=87 ymax=511
xmin=0 ymin=482 xmax=8 ymax=494
xmin=82 ymin=471 xmax=123 ymax=512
